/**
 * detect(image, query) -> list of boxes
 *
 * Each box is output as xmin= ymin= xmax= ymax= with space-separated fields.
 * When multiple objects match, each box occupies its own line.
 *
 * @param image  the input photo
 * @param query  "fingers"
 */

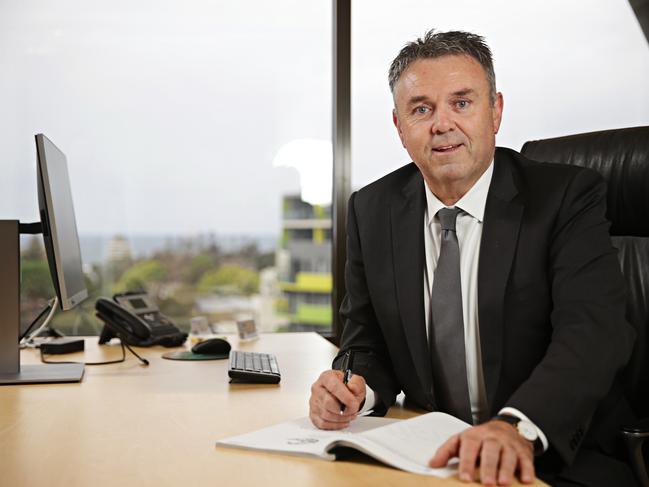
xmin=478 ymin=437 xmax=502 ymax=485
xmin=517 ymin=447 xmax=535 ymax=484
xmin=309 ymin=408 xmax=351 ymax=430
xmin=458 ymin=432 xmax=481 ymax=483
xmin=497 ymin=446 xmax=518 ymax=486
xmin=346 ymin=374 xmax=367 ymax=400
xmin=429 ymin=434 xmax=460 ymax=468
xmin=321 ymin=370 xmax=362 ymax=413
xmin=308 ymin=370 xmax=364 ymax=430
xmin=310 ymin=389 xmax=355 ymax=422
xmin=494 ymin=443 xmax=534 ymax=486
xmin=428 ymin=422 xmax=536 ymax=486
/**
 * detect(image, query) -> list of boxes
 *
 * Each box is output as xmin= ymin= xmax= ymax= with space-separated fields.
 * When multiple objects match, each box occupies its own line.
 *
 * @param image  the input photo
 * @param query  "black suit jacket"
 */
xmin=336 ymin=147 xmax=636 ymax=481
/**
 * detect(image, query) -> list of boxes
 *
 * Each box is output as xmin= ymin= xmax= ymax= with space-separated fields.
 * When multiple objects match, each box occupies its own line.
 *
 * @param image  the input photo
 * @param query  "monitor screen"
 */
xmin=35 ymin=134 xmax=88 ymax=311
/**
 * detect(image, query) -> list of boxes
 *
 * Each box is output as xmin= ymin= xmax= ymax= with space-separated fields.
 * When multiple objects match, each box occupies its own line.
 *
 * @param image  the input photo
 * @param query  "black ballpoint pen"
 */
xmin=340 ymin=350 xmax=354 ymax=414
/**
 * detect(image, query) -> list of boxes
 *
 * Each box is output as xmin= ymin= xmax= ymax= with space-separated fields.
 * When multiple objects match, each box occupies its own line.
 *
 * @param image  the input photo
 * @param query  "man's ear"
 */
xmin=492 ymin=92 xmax=504 ymax=135
xmin=393 ymin=108 xmax=406 ymax=148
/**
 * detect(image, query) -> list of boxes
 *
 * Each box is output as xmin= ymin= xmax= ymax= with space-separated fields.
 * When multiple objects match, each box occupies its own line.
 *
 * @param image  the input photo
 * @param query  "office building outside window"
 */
xmin=277 ymin=196 xmax=332 ymax=332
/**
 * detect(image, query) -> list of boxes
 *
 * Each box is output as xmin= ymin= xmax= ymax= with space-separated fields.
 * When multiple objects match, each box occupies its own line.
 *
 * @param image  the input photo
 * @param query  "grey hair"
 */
xmin=388 ymin=29 xmax=497 ymax=104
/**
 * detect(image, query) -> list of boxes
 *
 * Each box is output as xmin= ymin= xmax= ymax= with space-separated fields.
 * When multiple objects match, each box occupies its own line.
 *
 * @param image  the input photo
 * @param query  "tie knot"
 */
xmin=437 ymin=207 xmax=461 ymax=231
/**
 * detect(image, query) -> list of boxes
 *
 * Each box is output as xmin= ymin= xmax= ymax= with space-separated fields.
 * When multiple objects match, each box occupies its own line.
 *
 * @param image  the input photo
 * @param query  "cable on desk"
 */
xmin=39 ymin=340 xmax=149 ymax=367
xmin=20 ymin=297 xmax=57 ymax=345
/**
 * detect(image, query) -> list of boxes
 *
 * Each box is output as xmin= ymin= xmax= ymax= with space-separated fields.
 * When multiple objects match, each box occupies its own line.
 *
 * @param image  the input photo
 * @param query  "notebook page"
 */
xmin=355 ymin=411 xmax=470 ymax=476
xmin=216 ymin=416 xmax=397 ymax=460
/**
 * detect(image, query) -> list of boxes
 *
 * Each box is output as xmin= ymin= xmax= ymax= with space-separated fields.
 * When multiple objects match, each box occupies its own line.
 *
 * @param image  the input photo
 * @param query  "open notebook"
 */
xmin=216 ymin=411 xmax=470 ymax=477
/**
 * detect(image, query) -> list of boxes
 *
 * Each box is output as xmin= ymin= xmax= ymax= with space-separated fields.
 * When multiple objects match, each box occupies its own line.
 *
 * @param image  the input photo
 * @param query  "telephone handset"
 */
xmin=96 ymin=292 xmax=187 ymax=347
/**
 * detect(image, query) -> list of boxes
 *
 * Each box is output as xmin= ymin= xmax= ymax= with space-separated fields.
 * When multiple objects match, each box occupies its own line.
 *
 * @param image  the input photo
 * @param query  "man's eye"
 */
xmin=456 ymin=100 xmax=469 ymax=109
xmin=415 ymin=106 xmax=430 ymax=114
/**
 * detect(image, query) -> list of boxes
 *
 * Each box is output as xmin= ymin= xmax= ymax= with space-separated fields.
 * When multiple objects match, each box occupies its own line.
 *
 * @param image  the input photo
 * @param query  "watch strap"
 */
xmin=492 ymin=414 xmax=544 ymax=456
xmin=492 ymin=414 xmax=519 ymax=426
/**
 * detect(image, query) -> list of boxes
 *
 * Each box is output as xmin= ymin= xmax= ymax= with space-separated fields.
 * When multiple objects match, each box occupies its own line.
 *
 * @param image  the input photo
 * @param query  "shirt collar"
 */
xmin=424 ymin=160 xmax=494 ymax=225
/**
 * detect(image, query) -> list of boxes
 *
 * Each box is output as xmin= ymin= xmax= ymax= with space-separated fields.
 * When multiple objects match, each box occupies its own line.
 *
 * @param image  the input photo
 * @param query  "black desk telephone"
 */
xmin=96 ymin=292 xmax=187 ymax=347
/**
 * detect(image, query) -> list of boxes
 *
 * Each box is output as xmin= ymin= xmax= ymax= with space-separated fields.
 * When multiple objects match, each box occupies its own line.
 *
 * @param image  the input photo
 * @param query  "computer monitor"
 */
xmin=36 ymin=133 xmax=88 ymax=310
xmin=0 ymin=134 xmax=86 ymax=384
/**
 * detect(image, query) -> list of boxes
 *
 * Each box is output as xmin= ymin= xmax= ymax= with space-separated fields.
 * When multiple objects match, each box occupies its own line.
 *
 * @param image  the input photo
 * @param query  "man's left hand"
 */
xmin=429 ymin=420 xmax=535 ymax=486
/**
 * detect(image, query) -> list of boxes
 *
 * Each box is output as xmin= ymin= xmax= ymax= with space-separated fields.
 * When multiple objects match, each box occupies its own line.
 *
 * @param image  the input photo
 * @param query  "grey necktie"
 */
xmin=429 ymin=207 xmax=472 ymax=424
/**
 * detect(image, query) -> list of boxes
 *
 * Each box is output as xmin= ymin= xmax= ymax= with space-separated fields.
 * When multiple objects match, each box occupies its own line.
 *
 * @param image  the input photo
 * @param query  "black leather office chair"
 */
xmin=521 ymin=126 xmax=649 ymax=486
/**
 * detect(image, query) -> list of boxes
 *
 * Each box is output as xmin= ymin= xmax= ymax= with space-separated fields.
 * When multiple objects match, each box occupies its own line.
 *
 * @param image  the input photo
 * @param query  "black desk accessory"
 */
xmin=40 ymin=338 xmax=85 ymax=355
xmin=228 ymin=351 xmax=281 ymax=384
xmin=96 ymin=292 xmax=187 ymax=348
xmin=162 ymin=338 xmax=231 ymax=361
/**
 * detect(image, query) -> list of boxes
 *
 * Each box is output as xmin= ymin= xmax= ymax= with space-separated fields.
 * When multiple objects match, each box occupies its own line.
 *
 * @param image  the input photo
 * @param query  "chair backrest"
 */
xmin=521 ymin=126 xmax=649 ymax=419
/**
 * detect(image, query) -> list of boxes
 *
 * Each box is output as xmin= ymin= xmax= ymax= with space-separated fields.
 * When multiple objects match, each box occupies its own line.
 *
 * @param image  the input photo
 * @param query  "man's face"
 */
xmin=392 ymin=55 xmax=503 ymax=193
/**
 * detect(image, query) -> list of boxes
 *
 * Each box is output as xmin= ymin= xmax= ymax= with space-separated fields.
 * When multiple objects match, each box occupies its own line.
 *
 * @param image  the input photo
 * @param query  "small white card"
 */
xmin=236 ymin=319 xmax=259 ymax=341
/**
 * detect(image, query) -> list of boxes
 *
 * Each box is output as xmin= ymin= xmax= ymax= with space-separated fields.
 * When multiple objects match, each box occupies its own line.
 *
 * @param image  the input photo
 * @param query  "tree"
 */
xmin=256 ymin=251 xmax=275 ymax=270
xmin=21 ymin=259 xmax=55 ymax=299
xmin=22 ymin=236 xmax=46 ymax=260
xmin=184 ymin=254 xmax=216 ymax=284
xmin=114 ymin=260 xmax=167 ymax=294
xmin=198 ymin=264 xmax=259 ymax=295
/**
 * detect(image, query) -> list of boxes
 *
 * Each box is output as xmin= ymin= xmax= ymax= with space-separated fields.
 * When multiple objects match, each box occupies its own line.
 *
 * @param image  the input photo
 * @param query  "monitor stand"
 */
xmin=0 ymin=220 xmax=84 ymax=385
xmin=0 ymin=363 xmax=85 ymax=385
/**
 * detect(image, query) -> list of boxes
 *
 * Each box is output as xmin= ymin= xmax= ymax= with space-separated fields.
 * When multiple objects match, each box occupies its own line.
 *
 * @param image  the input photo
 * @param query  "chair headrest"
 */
xmin=521 ymin=126 xmax=649 ymax=237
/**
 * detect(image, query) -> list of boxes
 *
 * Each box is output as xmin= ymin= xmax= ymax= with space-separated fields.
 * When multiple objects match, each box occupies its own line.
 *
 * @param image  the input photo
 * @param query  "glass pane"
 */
xmin=1 ymin=1 xmax=332 ymax=336
xmin=351 ymin=0 xmax=649 ymax=188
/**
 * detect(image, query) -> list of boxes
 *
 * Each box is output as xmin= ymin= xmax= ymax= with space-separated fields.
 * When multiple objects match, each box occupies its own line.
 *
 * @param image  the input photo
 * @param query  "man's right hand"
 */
xmin=309 ymin=370 xmax=367 ymax=430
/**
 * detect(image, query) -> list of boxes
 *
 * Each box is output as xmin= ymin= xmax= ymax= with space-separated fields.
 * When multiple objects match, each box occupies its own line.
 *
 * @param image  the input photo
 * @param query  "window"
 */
xmin=1 ymin=1 xmax=333 ymax=335
xmin=351 ymin=0 xmax=649 ymax=189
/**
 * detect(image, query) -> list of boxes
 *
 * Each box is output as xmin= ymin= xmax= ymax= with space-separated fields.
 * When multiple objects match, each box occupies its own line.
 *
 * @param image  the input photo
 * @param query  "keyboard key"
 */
xmin=261 ymin=357 xmax=271 ymax=373
xmin=270 ymin=358 xmax=279 ymax=374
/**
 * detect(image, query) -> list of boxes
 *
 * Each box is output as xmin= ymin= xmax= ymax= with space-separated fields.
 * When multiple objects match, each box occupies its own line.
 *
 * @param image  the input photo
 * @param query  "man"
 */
xmin=309 ymin=30 xmax=637 ymax=486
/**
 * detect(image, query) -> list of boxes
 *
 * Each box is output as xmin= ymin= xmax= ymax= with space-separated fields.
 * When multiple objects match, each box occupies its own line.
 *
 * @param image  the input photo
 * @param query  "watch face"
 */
xmin=517 ymin=421 xmax=538 ymax=442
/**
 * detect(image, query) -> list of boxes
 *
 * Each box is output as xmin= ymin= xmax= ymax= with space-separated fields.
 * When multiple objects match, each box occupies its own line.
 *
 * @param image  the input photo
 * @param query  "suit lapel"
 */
xmin=390 ymin=169 xmax=433 ymax=397
xmin=479 ymin=151 xmax=524 ymax=413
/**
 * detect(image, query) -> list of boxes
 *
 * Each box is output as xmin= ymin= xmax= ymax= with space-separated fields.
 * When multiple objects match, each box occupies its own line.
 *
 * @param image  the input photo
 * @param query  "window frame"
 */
xmin=330 ymin=0 xmax=351 ymax=345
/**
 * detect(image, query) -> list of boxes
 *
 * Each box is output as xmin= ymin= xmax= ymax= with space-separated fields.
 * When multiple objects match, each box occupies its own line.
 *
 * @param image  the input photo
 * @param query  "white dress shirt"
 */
xmin=423 ymin=162 xmax=492 ymax=424
xmin=359 ymin=161 xmax=548 ymax=452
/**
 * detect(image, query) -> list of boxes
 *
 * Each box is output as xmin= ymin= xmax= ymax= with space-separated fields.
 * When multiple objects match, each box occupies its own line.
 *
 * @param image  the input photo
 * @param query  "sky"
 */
xmin=1 ymin=0 xmax=648 ymax=237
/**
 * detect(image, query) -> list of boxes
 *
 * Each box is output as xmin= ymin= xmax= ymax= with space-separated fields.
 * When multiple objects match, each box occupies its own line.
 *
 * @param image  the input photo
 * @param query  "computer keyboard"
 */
xmin=228 ymin=351 xmax=281 ymax=384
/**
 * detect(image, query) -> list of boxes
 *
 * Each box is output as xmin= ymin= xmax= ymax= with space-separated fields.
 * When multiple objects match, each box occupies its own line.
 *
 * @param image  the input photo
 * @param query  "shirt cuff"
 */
xmin=499 ymin=407 xmax=549 ymax=453
xmin=359 ymin=384 xmax=377 ymax=414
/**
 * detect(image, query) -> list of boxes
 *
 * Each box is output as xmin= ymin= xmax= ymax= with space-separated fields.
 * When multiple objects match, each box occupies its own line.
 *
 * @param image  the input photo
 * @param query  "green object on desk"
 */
xmin=162 ymin=351 xmax=229 ymax=361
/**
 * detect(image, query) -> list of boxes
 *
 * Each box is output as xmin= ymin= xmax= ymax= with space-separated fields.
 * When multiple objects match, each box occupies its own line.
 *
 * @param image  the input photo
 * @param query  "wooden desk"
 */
xmin=0 ymin=333 xmax=546 ymax=486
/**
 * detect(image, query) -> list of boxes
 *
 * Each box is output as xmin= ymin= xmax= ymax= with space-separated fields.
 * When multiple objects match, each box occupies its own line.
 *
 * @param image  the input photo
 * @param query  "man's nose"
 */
xmin=430 ymin=107 xmax=453 ymax=134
